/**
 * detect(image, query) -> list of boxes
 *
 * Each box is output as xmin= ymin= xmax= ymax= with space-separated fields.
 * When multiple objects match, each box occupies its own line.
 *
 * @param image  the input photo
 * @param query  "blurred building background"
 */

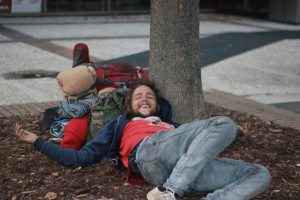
xmin=0 ymin=0 xmax=299 ymax=24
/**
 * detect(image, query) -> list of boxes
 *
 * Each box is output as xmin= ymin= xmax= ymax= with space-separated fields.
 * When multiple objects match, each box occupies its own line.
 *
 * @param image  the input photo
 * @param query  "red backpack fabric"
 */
xmin=72 ymin=42 xmax=149 ymax=91
xmin=94 ymin=62 xmax=149 ymax=90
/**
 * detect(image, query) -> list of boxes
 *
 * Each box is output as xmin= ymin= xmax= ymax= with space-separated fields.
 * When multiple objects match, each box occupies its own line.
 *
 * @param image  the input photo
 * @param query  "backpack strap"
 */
xmin=111 ymin=87 xmax=127 ymax=110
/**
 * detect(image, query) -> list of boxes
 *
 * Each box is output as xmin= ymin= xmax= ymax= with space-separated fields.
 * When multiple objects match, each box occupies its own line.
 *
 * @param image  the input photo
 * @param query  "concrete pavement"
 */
xmin=0 ymin=14 xmax=299 ymax=130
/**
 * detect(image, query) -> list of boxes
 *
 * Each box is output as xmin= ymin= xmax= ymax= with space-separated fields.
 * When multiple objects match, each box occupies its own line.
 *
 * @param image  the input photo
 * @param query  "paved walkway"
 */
xmin=0 ymin=101 xmax=59 ymax=118
xmin=205 ymin=90 xmax=300 ymax=131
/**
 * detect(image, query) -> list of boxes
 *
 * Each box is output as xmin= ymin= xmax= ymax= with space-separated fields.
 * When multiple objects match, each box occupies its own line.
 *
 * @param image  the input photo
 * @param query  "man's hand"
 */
xmin=15 ymin=123 xmax=39 ymax=144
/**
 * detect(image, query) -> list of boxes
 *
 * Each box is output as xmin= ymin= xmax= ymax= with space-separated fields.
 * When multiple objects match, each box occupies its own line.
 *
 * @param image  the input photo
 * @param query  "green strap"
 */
xmin=87 ymin=112 xmax=94 ymax=140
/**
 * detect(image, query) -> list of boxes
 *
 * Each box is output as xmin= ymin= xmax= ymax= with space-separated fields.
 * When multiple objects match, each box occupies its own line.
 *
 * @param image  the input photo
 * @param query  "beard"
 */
xmin=127 ymin=109 xmax=159 ymax=119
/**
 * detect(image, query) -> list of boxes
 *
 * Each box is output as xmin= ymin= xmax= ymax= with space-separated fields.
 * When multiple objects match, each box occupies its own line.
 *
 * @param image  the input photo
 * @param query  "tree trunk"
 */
xmin=150 ymin=0 xmax=206 ymax=123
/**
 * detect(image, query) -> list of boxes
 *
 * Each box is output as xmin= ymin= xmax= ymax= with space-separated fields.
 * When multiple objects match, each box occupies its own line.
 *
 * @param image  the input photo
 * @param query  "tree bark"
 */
xmin=150 ymin=0 xmax=206 ymax=123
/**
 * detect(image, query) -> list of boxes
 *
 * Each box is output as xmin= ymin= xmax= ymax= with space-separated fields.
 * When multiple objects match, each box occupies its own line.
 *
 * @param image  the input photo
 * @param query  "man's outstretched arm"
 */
xmin=15 ymin=123 xmax=112 ymax=168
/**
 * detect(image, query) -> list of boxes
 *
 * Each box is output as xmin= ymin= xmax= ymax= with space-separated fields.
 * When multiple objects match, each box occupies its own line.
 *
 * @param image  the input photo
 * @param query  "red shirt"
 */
xmin=119 ymin=116 xmax=175 ymax=168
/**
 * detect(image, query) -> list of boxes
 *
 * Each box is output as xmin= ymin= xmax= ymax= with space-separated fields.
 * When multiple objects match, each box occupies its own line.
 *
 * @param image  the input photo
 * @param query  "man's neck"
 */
xmin=127 ymin=112 xmax=159 ymax=119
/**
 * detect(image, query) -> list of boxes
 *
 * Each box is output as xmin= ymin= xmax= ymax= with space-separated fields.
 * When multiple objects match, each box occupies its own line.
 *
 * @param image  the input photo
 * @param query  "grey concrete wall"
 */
xmin=269 ymin=0 xmax=300 ymax=24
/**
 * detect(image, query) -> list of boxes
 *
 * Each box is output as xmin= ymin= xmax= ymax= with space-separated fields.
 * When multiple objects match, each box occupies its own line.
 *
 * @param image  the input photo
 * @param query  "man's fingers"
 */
xmin=16 ymin=129 xmax=22 ymax=138
xmin=15 ymin=123 xmax=25 ymax=139
xmin=15 ymin=123 xmax=38 ymax=144
xmin=15 ymin=123 xmax=21 ymax=132
xmin=15 ymin=124 xmax=20 ymax=137
xmin=15 ymin=123 xmax=19 ymax=133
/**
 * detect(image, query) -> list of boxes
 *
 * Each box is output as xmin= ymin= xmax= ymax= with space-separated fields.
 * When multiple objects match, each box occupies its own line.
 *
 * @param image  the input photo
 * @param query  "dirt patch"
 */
xmin=0 ymin=103 xmax=299 ymax=200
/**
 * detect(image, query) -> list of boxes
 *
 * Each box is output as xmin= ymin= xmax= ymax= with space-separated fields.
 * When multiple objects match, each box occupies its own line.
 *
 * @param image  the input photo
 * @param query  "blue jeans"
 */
xmin=136 ymin=116 xmax=271 ymax=199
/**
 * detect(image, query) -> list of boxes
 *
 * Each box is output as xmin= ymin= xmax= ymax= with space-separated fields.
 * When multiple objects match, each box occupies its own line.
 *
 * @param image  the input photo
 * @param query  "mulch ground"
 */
xmin=0 ymin=103 xmax=299 ymax=200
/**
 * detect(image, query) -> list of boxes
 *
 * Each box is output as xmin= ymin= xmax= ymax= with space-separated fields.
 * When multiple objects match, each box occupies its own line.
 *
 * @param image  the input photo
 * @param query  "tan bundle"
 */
xmin=57 ymin=65 xmax=96 ymax=97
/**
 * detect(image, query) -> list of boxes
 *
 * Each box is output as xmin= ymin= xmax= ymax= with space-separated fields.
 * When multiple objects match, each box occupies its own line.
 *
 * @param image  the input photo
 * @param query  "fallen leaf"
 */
xmin=271 ymin=189 xmax=280 ymax=194
xmin=113 ymin=186 xmax=120 ymax=190
xmin=45 ymin=192 xmax=57 ymax=200
xmin=51 ymin=172 xmax=59 ymax=176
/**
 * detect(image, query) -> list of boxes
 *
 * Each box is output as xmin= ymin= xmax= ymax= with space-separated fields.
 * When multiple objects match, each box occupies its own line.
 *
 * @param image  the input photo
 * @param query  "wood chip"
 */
xmin=269 ymin=128 xmax=283 ymax=133
xmin=21 ymin=190 xmax=37 ymax=194
xmin=76 ymin=193 xmax=89 ymax=198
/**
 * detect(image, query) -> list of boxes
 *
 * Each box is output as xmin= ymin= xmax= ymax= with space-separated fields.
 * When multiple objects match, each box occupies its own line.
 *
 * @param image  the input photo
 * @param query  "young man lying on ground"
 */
xmin=15 ymin=79 xmax=271 ymax=200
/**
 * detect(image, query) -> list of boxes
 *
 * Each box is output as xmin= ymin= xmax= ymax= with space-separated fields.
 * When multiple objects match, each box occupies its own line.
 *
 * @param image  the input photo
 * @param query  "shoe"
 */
xmin=147 ymin=187 xmax=176 ymax=200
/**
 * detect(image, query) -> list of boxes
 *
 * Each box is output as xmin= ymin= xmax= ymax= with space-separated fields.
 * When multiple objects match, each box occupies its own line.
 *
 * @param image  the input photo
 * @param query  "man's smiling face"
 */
xmin=131 ymin=85 xmax=157 ymax=117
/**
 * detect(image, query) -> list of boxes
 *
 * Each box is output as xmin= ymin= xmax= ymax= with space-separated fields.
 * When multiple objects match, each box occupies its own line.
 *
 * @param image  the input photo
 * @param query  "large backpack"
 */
xmin=84 ymin=62 xmax=149 ymax=140
xmin=87 ymin=88 xmax=127 ymax=140
xmin=70 ymin=43 xmax=149 ymax=139
xmin=72 ymin=42 xmax=149 ymax=92
xmin=41 ymin=43 xmax=148 ymax=148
